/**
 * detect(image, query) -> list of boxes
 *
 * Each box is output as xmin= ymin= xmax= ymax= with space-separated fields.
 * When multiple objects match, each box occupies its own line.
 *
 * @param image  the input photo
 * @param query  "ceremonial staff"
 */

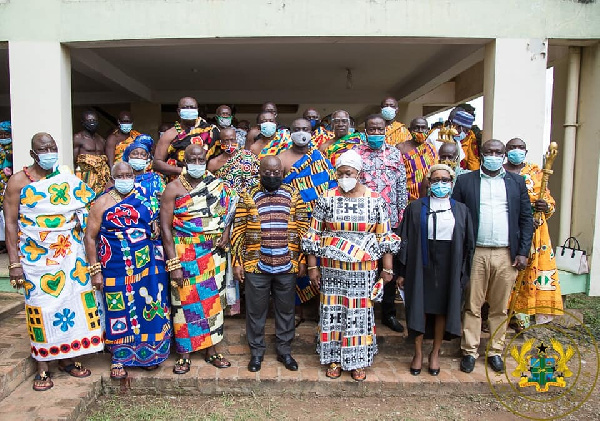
xmin=507 ymin=142 xmax=559 ymax=322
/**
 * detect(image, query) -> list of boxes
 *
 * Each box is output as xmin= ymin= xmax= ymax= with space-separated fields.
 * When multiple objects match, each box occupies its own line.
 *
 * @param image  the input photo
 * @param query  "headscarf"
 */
xmin=336 ymin=149 xmax=362 ymax=172
xmin=451 ymin=111 xmax=474 ymax=129
xmin=0 ymin=121 xmax=11 ymax=133
xmin=123 ymin=134 xmax=153 ymax=162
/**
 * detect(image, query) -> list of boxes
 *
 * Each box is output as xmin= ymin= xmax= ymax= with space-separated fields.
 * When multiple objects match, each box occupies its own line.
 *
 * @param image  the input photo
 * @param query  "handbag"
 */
xmin=555 ymin=237 xmax=589 ymax=275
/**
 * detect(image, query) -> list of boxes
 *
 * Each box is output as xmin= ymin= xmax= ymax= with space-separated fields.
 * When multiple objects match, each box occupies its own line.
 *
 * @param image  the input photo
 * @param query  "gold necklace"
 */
xmin=179 ymin=173 xmax=194 ymax=192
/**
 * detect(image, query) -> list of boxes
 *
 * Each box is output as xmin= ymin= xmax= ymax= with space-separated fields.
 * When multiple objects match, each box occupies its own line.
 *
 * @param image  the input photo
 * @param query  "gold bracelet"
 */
xmin=307 ymin=266 xmax=318 ymax=270
xmin=166 ymin=257 xmax=180 ymax=267
xmin=166 ymin=263 xmax=182 ymax=273
xmin=8 ymin=263 xmax=22 ymax=270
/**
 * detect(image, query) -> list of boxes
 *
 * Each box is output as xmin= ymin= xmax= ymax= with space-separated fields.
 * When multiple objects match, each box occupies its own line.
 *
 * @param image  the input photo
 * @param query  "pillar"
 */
xmin=483 ymin=39 xmax=548 ymax=165
xmin=9 ymin=41 xmax=73 ymax=170
xmin=130 ymin=101 xmax=162 ymax=141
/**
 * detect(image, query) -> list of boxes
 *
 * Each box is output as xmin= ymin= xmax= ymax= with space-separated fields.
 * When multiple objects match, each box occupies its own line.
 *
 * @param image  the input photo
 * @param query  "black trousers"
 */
xmin=381 ymin=276 xmax=398 ymax=320
xmin=245 ymin=272 xmax=296 ymax=357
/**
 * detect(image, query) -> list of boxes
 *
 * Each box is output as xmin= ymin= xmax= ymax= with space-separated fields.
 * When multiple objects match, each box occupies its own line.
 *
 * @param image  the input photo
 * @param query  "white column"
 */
xmin=9 ymin=41 xmax=73 ymax=170
xmin=483 ymin=39 xmax=548 ymax=165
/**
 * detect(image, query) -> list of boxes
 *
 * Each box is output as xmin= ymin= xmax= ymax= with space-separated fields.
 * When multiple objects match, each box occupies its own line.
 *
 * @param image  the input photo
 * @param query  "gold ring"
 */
xmin=170 ymin=281 xmax=179 ymax=289
xmin=16 ymin=278 xmax=25 ymax=286
xmin=10 ymin=279 xmax=17 ymax=288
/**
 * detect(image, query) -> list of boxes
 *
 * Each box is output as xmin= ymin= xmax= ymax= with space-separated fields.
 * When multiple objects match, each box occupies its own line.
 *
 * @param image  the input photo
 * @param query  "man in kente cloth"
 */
xmin=74 ymin=110 xmax=111 ymax=195
xmin=318 ymin=110 xmax=362 ymax=167
xmin=160 ymin=144 xmax=238 ymax=374
xmin=249 ymin=111 xmax=291 ymax=159
xmin=84 ymin=162 xmax=171 ymax=380
xmin=397 ymin=117 xmax=438 ymax=202
xmin=303 ymin=108 xmax=333 ymax=149
xmin=105 ymin=110 xmax=141 ymax=167
xmin=4 ymin=132 xmax=102 ymax=391
xmin=154 ymin=96 xmax=218 ymax=181
xmin=279 ymin=118 xmax=337 ymax=325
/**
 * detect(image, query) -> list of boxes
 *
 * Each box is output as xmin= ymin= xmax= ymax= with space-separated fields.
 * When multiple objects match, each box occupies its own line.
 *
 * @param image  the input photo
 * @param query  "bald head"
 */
xmin=260 ymin=155 xmax=281 ymax=171
xmin=184 ymin=144 xmax=206 ymax=162
xmin=438 ymin=142 xmax=460 ymax=162
xmin=118 ymin=111 xmax=132 ymax=123
xmin=216 ymin=105 xmax=232 ymax=116
xmin=219 ymin=127 xmax=236 ymax=139
xmin=111 ymin=161 xmax=133 ymax=178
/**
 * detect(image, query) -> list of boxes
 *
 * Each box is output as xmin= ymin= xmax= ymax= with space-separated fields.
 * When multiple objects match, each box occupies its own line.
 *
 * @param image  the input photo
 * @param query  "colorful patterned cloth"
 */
xmin=312 ymin=127 xmax=334 ymax=149
xmin=214 ymin=149 xmax=260 ymax=192
xmin=354 ymin=143 xmax=408 ymax=229
xmin=302 ymin=187 xmax=400 ymax=371
xmin=385 ymin=121 xmax=412 ymax=146
xmin=401 ymin=142 xmax=438 ymax=202
xmin=171 ymin=173 xmax=238 ymax=353
xmin=98 ymin=188 xmax=171 ymax=366
xmin=511 ymin=163 xmax=562 ymax=316
xmin=19 ymin=166 xmax=103 ymax=361
xmin=75 ymin=154 xmax=111 ymax=196
xmin=232 ymin=183 xmax=309 ymax=274
xmin=257 ymin=131 xmax=292 ymax=159
xmin=0 ymin=142 xmax=13 ymax=207
xmin=135 ymin=172 xmax=166 ymax=200
xmin=321 ymin=133 xmax=362 ymax=167
xmin=460 ymin=130 xmax=480 ymax=170
xmin=113 ymin=130 xmax=142 ymax=163
xmin=283 ymin=149 xmax=337 ymax=304
xmin=166 ymin=119 xmax=217 ymax=177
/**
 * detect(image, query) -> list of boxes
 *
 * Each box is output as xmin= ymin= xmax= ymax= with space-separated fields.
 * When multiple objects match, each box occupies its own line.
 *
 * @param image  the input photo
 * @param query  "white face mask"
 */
xmin=338 ymin=177 xmax=357 ymax=192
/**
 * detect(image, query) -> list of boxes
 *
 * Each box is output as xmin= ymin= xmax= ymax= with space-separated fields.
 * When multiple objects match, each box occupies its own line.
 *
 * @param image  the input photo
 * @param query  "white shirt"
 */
xmin=427 ymin=197 xmax=455 ymax=241
xmin=477 ymin=169 xmax=510 ymax=247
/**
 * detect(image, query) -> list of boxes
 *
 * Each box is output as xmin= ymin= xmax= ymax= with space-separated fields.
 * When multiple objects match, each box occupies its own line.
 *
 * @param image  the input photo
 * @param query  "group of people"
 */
xmin=0 ymin=95 xmax=562 ymax=390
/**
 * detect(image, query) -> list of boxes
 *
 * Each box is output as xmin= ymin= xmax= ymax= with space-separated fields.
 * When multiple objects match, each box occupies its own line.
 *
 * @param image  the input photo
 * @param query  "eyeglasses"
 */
xmin=430 ymin=177 xmax=452 ymax=183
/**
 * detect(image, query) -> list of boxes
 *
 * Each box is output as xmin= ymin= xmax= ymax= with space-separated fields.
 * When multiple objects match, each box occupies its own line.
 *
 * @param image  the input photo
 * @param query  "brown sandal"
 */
xmin=173 ymin=358 xmax=191 ymax=374
xmin=110 ymin=363 xmax=128 ymax=380
xmin=205 ymin=353 xmax=231 ymax=368
xmin=32 ymin=371 xmax=53 ymax=392
xmin=326 ymin=363 xmax=342 ymax=379
xmin=351 ymin=368 xmax=367 ymax=382
xmin=59 ymin=361 xmax=91 ymax=378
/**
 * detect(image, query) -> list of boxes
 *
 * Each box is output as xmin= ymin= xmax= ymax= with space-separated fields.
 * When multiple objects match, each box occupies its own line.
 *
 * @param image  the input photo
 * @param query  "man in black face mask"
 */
xmin=231 ymin=156 xmax=310 ymax=373
xmin=73 ymin=110 xmax=110 ymax=195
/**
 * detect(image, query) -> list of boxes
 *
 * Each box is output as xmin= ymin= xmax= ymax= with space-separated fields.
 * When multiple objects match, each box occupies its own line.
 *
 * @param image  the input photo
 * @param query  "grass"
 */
xmin=565 ymin=293 xmax=600 ymax=339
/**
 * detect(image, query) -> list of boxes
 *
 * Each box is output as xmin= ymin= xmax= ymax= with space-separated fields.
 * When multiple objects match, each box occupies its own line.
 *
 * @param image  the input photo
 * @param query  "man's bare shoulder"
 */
xmin=6 ymin=170 xmax=30 ymax=191
xmin=164 ymin=177 xmax=184 ymax=195
xmin=158 ymin=127 xmax=178 ymax=143
xmin=90 ymin=192 xmax=113 ymax=213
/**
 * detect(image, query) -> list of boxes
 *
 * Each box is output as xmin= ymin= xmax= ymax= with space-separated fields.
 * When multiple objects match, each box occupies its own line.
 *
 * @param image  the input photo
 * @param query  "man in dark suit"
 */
xmin=452 ymin=139 xmax=533 ymax=374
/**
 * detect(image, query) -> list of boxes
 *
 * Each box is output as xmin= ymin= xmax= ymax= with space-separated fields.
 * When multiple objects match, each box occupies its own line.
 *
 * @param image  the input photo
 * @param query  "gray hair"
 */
xmin=427 ymin=163 xmax=455 ymax=180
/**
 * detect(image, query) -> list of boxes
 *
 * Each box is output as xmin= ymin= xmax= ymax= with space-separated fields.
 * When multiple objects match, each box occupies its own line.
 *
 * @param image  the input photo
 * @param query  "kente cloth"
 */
xmin=511 ymin=163 xmax=562 ymax=316
xmin=257 ymin=131 xmax=292 ymax=159
xmin=232 ymin=183 xmax=309 ymax=274
xmin=166 ymin=119 xmax=217 ymax=173
xmin=113 ymin=130 xmax=142 ymax=163
xmin=98 ymin=188 xmax=171 ymax=366
xmin=401 ymin=142 xmax=438 ymax=202
xmin=135 ymin=172 xmax=166 ymax=200
xmin=75 ymin=154 xmax=111 ymax=196
xmin=301 ymin=187 xmax=400 ymax=370
xmin=321 ymin=133 xmax=362 ymax=167
xmin=460 ymin=130 xmax=480 ymax=170
xmin=214 ymin=149 xmax=260 ymax=192
xmin=312 ymin=127 xmax=334 ymax=149
xmin=0 ymin=143 xmax=13 ymax=207
xmin=283 ymin=149 xmax=337 ymax=305
xmin=171 ymin=173 xmax=238 ymax=353
xmin=385 ymin=121 xmax=412 ymax=147
xmin=18 ymin=166 xmax=103 ymax=361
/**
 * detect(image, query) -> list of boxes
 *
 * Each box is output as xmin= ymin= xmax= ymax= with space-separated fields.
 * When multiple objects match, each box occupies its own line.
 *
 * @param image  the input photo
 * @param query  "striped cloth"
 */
xmin=401 ymin=142 xmax=438 ymax=202
xmin=257 ymin=131 xmax=292 ymax=159
xmin=312 ymin=126 xmax=334 ymax=149
xmin=232 ymin=183 xmax=309 ymax=274
xmin=385 ymin=121 xmax=412 ymax=146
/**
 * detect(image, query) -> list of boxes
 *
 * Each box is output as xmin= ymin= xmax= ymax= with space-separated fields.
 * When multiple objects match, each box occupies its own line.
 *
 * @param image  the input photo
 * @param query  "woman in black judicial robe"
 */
xmin=396 ymin=164 xmax=474 ymax=377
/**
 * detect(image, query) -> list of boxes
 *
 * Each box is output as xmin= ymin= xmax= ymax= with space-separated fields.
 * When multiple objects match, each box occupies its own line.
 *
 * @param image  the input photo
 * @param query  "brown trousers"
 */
xmin=461 ymin=247 xmax=517 ymax=358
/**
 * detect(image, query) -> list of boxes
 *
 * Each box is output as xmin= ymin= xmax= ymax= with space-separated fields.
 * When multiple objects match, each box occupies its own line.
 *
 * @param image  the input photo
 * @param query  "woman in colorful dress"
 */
xmin=123 ymin=134 xmax=165 ymax=200
xmin=302 ymin=150 xmax=400 ymax=381
xmin=85 ymin=162 xmax=171 ymax=379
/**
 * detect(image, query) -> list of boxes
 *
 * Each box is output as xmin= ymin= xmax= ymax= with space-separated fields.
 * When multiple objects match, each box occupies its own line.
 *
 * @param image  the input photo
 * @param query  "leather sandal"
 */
xmin=110 ymin=363 xmax=128 ymax=380
xmin=205 ymin=353 xmax=231 ymax=368
xmin=173 ymin=358 xmax=191 ymax=374
xmin=59 ymin=361 xmax=91 ymax=378
xmin=351 ymin=368 xmax=367 ymax=382
xmin=325 ymin=363 xmax=342 ymax=379
xmin=32 ymin=371 xmax=53 ymax=392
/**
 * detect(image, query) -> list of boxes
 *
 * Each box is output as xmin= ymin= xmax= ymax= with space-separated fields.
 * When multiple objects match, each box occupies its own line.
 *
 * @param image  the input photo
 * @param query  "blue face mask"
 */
xmin=348 ymin=128 xmax=356 ymax=135
xmin=129 ymin=158 xmax=147 ymax=171
xmin=381 ymin=106 xmax=397 ymax=121
xmin=453 ymin=132 xmax=467 ymax=142
xmin=114 ymin=179 xmax=135 ymax=195
xmin=482 ymin=155 xmax=505 ymax=172
xmin=187 ymin=163 xmax=206 ymax=178
xmin=430 ymin=181 xmax=453 ymax=198
xmin=366 ymin=134 xmax=385 ymax=149
xmin=35 ymin=152 xmax=58 ymax=170
xmin=309 ymin=119 xmax=317 ymax=130
xmin=120 ymin=123 xmax=133 ymax=134
xmin=0 ymin=138 xmax=11 ymax=145
xmin=507 ymin=149 xmax=527 ymax=165
xmin=179 ymin=108 xmax=199 ymax=121
xmin=260 ymin=122 xmax=277 ymax=138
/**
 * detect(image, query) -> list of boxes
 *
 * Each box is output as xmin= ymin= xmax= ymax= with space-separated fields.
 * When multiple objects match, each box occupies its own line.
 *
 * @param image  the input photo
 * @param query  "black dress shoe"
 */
xmin=428 ymin=367 xmax=440 ymax=376
xmin=409 ymin=367 xmax=421 ymax=376
xmin=460 ymin=355 xmax=476 ymax=373
xmin=248 ymin=356 xmax=263 ymax=372
xmin=382 ymin=316 xmax=404 ymax=333
xmin=487 ymin=355 xmax=505 ymax=373
xmin=277 ymin=354 xmax=298 ymax=371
